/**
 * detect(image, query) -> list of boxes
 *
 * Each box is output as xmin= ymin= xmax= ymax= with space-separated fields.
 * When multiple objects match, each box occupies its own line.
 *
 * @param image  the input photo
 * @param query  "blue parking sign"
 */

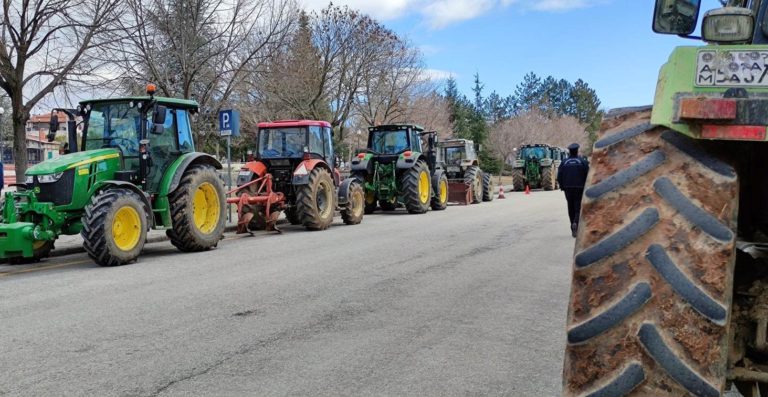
xmin=218 ymin=109 xmax=240 ymax=137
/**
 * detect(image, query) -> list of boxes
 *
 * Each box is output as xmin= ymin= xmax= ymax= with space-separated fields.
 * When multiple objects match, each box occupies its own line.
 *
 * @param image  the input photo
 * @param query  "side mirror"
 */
xmin=152 ymin=105 xmax=167 ymax=125
xmin=653 ymin=0 xmax=701 ymax=35
xmin=49 ymin=114 xmax=59 ymax=135
xmin=151 ymin=105 xmax=167 ymax=135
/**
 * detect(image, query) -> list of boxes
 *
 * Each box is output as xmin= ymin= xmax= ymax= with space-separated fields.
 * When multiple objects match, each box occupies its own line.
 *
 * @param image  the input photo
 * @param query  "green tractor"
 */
xmin=350 ymin=124 xmax=448 ymax=214
xmin=563 ymin=1 xmax=768 ymax=396
xmin=438 ymin=139 xmax=495 ymax=204
xmin=0 ymin=87 xmax=226 ymax=266
xmin=510 ymin=144 xmax=558 ymax=191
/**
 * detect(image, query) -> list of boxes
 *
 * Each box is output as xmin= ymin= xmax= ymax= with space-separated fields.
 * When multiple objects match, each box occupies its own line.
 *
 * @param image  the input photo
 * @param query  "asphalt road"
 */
xmin=0 ymin=190 xmax=574 ymax=397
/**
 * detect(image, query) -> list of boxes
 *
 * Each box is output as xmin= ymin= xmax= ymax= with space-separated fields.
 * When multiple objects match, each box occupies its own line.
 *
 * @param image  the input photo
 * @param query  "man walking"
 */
xmin=557 ymin=143 xmax=589 ymax=238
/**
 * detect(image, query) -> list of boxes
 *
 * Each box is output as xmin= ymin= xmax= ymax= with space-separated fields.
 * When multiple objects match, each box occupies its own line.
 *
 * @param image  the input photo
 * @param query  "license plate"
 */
xmin=696 ymin=50 xmax=768 ymax=87
xmin=447 ymin=166 xmax=460 ymax=172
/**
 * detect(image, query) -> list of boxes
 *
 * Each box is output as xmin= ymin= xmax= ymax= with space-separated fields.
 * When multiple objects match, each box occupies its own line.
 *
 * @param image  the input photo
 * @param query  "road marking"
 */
xmin=0 ymin=259 xmax=92 ymax=277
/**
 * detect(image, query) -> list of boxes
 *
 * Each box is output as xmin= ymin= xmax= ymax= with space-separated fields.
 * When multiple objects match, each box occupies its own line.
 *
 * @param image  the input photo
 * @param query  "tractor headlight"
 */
xmin=702 ymin=7 xmax=754 ymax=44
xmin=38 ymin=172 xmax=63 ymax=184
xmin=25 ymin=175 xmax=34 ymax=184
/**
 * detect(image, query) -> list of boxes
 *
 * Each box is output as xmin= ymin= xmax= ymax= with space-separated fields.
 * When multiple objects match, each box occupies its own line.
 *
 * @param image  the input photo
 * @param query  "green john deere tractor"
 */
xmin=0 ymin=87 xmax=226 ymax=266
xmin=350 ymin=124 xmax=448 ymax=214
xmin=438 ymin=138 xmax=495 ymax=203
xmin=563 ymin=1 xmax=768 ymax=396
xmin=510 ymin=144 xmax=558 ymax=191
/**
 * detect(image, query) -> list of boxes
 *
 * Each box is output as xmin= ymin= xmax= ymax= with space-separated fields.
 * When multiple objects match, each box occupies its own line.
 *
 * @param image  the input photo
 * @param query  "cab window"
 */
xmin=176 ymin=109 xmax=194 ymax=152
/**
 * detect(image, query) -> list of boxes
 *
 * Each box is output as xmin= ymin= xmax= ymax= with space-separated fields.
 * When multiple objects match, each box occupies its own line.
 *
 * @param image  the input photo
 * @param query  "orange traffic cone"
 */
xmin=525 ymin=185 xmax=531 ymax=195
xmin=498 ymin=186 xmax=506 ymax=199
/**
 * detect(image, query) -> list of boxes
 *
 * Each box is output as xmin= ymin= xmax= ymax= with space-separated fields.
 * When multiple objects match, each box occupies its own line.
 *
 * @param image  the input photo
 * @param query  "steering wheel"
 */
xmin=102 ymin=137 xmax=138 ymax=154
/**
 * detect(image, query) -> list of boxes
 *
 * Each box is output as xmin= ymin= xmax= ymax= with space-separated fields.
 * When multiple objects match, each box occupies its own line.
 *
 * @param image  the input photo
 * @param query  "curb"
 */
xmin=48 ymin=225 xmax=240 ymax=258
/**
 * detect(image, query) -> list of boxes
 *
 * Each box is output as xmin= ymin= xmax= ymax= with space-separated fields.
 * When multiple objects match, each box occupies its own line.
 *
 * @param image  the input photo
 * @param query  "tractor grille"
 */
xmin=33 ymin=169 xmax=75 ymax=206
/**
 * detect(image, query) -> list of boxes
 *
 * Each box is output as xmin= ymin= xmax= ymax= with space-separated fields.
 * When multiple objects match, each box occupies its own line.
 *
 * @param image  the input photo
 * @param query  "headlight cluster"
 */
xmin=37 ymin=173 xmax=63 ymax=184
xmin=25 ymin=175 xmax=34 ymax=184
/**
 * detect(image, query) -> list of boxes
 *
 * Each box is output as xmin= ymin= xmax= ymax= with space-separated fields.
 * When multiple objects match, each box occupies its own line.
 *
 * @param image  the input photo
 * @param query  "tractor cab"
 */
xmin=366 ymin=125 xmax=423 ymax=162
xmin=437 ymin=139 xmax=479 ymax=179
xmin=251 ymin=120 xmax=336 ymax=194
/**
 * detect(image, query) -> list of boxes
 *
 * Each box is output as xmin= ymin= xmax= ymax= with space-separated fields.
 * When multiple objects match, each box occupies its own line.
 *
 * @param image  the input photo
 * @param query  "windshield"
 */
xmin=371 ymin=130 xmax=409 ymax=154
xmin=444 ymin=147 xmax=466 ymax=165
xmin=259 ymin=128 xmax=307 ymax=158
xmin=84 ymin=102 xmax=143 ymax=156
xmin=520 ymin=147 xmax=548 ymax=160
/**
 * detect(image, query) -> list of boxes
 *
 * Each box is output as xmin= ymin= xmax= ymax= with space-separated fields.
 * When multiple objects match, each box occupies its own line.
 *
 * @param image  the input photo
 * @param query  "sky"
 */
xmin=302 ymin=0 xmax=725 ymax=110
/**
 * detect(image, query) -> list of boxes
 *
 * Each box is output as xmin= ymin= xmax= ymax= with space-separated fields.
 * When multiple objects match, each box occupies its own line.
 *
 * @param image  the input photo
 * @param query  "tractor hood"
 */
xmin=26 ymin=149 xmax=121 ymax=175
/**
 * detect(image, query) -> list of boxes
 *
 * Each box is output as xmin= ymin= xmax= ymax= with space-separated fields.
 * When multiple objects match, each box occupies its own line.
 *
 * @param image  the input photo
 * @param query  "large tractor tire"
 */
xmin=482 ymin=172 xmax=495 ymax=202
xmin=167 ymin=165 xmax=226 ymax=252
xmin=82 ymin=188 xmax=149 ymax=266
xmin=401 ymin=160 xmax=431 ymax=214
xmin=512 ymin=168 xmax=525 ymax=191
xmin=563 ymin=117 xmax=738 ymax=396
xmin=431 ymin=172 xmax=448 ymax=211
xmin=296 ymin=167 xmax=336 ymax=230
xmin=464 ymin=166 xmax=483 ymax=204
xmin=340 ymin=181 xmax=364 ymax=225
xmin=284 ymin=207 xmax=302 ymax=225
xmin=352 ymin=172 xmax=377 ymax=214
xmin=541 ymin=165 xmax=556 ymax=191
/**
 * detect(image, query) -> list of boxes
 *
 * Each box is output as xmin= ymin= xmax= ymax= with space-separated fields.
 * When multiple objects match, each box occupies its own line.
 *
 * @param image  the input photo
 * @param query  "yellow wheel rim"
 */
xmin=112 ymin=206 xmax=141 ymax=251
xmin=440 ymin=180 xmax=448 ymax=203
xmin=418 ymin=171 xmax=430 ymax=204
xmin=318 ymin=181 xmax=334 ymax=219
xmin=365 ymin=190 xmax=376 ymax=205
xmin=351 ymin=189 xmax=364 ymax=217
xmin=193 ymin=182 xmax=221 ymax=234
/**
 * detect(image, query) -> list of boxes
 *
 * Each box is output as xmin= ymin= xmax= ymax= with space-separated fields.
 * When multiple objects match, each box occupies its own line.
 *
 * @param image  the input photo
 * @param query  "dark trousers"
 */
xmin=564 ymin=188 xmax=584 ymax=226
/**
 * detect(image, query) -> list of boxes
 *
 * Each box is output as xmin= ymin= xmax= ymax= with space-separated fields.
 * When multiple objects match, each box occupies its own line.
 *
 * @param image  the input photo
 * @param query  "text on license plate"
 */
xmin=696 ymin=50 xmax=768 ymax=87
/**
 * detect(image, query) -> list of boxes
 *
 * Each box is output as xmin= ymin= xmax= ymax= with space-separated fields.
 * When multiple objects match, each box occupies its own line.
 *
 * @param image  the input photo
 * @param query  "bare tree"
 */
xmin=401 ymin=85 xmax=453 ymax=139
xmin=109 ymin=0 xmax=296 ymax=149
xmin=0 ymin=0 xmax=121 ymax=178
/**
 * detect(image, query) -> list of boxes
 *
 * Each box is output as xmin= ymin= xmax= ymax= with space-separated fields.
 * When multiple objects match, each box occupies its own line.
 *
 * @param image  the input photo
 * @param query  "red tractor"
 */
xmin=228 ymin=120 xmax=364 ymax=232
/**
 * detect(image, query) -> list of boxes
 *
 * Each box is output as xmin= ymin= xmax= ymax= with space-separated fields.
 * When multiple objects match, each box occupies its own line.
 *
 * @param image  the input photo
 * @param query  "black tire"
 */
xmin=340 ymin=181 xmax=364 ymax=225
xmin=8 ymin=240 xmax=55 ymax=265
xmin=512 ymin=168 xmax=525 ymax=191
xmin=541 ymin=165 xmax=555 ymax=191
xmin=284 ymin=207 xmax=302 ymax=225
xmin=563 ymin=121 xmax=738 ymax=396
xmin=352 ymin=172 xmax=377 ymax=214
xmin=464 ymin=166 xmax=482 ymax=204
xmin=166 ymin=165 xmax=226 ymax=252
xmin=482 ymin=172 xmax=495 ymax=202
xmin=431 ymin=173 xmax=448 ymax=211
xmin=379 ymin=200 xmax=396 ymax=211
xmin=295 ymin=167 xmax=335 ymax=230
xmin=401 ymin=160 xmax=431 ymax=214
xmin=82 ymin=188 xmax=148 ymax=266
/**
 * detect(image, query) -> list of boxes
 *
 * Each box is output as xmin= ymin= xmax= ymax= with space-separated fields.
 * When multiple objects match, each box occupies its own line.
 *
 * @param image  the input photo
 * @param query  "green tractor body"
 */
xmin=1 ymin=94 xmax=226 ymax=266
xmin=563 ymin=1 xmax=768 ymax=396
xmin=438 ymin=139 xmax=495 ymax=204
xmin=350 ymin=124 xmax=448 ymax=213
xmin=511 ymin=144 xmax=558 ymax=191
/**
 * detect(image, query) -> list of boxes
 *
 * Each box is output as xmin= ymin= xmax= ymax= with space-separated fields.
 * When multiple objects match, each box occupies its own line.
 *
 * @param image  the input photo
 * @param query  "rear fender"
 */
xmin=337 ymin=177 xmax=359 ymax=205
xmin=292 ymin=159 xmax=331 ymax=185
xmin=351 ymin=153 xmax=372 ymax=173
xmin=236 ymin=161 xmax=268 ymax=187
xmin=396 ymin=153 xmax=423 ymax=169
xmin=92 ymin=180 xmax=153 ymax=227
xmin=431 ymin=169 xmax=445 ymax=194
xmin=158 ymin=153 xmax=222 ymax=198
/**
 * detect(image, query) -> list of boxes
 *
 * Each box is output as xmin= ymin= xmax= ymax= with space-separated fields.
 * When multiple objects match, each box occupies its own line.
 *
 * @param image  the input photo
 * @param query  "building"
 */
xmin=1 ymin=113 xmax=69 ymax=165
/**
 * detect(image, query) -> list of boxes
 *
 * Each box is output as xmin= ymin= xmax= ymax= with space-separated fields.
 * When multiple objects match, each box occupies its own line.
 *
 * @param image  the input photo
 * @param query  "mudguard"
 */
xmin=431 ymin=169 xmax=445 ymax=194
xmin=92 ymin=180 xmax=153 ymax=227
xmin=159 ymin=153 xmax=222 ymax=197
xmin=292 ymin=159 xmax=331 ymax=185
xmin=350 ymin=155 xmax=371 ymax=173
xmin=396 ymin=153 xmax=422 ymax=169
xmin=337 ymin=177 xmax=357 ymax=205
xmin=236 ymin=161 xmax=268 ymax=186
xmin=539 ymin=158 xmax=553 ymax=167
